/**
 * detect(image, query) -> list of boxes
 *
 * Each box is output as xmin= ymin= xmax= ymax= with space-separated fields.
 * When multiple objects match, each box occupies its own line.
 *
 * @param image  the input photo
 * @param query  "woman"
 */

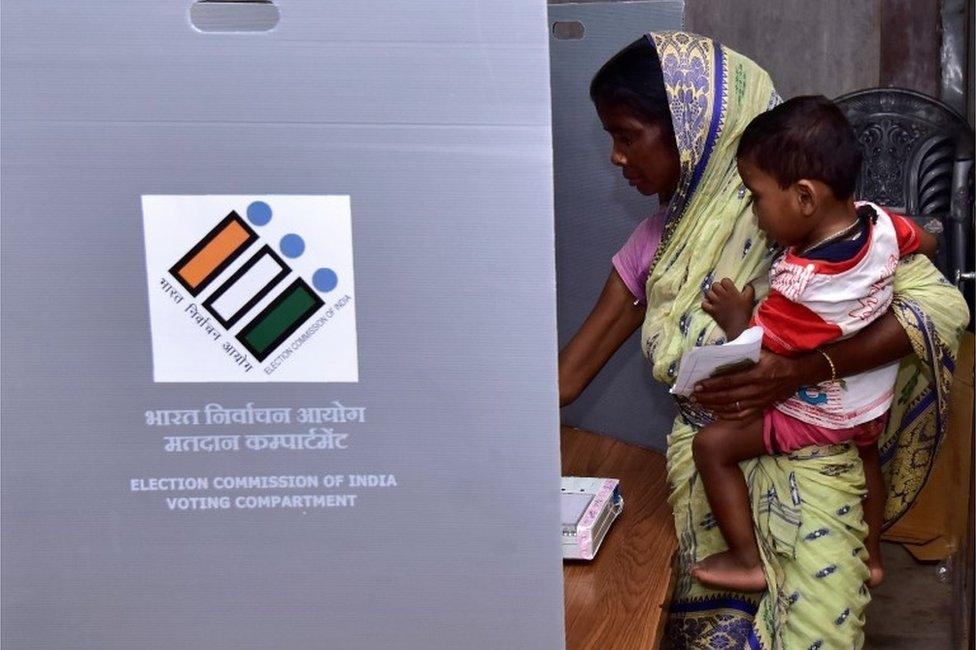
xmin=559 ymin=32 xmax=968 ymax=648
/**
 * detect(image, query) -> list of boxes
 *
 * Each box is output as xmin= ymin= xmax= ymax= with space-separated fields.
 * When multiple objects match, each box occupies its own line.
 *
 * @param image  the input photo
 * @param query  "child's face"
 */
xmin=597 ymin=102 xmax=681 ymax=201
xmin=736 ymin=157 xmax=812 ymax=248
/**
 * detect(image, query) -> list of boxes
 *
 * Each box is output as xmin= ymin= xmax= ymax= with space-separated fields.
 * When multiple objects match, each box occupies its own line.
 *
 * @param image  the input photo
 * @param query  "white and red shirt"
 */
xmin=753 ymin=201 xmax=921 ymax=428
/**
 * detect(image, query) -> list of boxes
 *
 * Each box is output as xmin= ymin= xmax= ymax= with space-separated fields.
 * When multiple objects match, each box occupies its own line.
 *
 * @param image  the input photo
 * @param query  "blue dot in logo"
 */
xmin=280 ymin=234 xmax=305 ymax=258
xmin=312 ymin=268 xmax=339 ymax=293
xmin=246 ymin=201 xmax=272 ymax=226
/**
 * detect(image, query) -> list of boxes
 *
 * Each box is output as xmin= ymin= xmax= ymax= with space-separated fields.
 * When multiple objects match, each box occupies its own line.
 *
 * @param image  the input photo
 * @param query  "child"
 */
xmin=689 ymin=96 xmax=936 ymax=593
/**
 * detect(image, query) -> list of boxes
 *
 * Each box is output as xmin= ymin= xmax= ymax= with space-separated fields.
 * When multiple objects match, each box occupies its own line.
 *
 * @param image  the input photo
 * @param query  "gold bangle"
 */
xmin=817 ymin=349 xmax=837 ymax=383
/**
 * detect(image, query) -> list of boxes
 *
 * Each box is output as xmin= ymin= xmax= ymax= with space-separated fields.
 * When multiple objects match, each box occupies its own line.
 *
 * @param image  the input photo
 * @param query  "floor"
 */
xmin=864 ymin=543 xmax=957 ymax=648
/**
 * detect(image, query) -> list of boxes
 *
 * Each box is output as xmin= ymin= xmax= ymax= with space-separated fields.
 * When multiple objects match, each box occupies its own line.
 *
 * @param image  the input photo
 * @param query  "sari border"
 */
xmin=685 ymin=42 xmax=725 ymax=201
xmin=669 ymin=594 xmax=758 ymax=616
xmin=666 ymin=594 xmax=766 ymax=650
xmin=880 ymin=296 xmax=956 ymax=529
xmin=879 ymin=390 xmax=935 ymax=464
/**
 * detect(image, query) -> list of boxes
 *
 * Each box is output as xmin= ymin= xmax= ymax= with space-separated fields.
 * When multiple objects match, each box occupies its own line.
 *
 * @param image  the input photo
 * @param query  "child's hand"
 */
xmin=702 ymin=278 xmax=755 ymax=340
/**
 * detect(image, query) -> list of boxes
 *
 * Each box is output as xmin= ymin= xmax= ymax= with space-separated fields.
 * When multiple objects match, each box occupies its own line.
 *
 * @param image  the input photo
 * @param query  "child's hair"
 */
xmin=589 ymin=36 xmax=672 ymax=130
xmin=736 ymin=95 xmax=863 ymax=200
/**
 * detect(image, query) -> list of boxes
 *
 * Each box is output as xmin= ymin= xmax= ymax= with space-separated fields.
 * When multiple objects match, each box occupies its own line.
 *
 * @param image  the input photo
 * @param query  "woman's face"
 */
xmin=597 ymin=101 xmax=681 ymax=201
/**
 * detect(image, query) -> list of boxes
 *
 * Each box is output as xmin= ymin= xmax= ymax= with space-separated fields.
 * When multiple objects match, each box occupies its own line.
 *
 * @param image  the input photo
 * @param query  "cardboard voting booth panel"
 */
xmin=1 ymin=2 xmax=563 ymax=647
xmin=549 ymin=1 xmax=683 ymax=449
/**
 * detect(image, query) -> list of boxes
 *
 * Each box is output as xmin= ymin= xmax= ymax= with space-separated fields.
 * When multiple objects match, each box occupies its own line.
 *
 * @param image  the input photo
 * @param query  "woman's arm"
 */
xmin=559 ymin=268 xmax=646 ymax=406
xmin=693 ymin=311 xmax=912 ymax=419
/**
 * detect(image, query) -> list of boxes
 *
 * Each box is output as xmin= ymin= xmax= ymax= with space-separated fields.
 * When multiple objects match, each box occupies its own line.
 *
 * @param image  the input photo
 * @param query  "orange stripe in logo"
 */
xmin=170 ymin=212 xmax=258 ymax=296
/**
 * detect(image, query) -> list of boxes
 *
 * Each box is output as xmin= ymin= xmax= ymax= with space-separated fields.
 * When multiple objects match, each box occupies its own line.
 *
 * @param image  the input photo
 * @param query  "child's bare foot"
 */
xmin=691 ymin=550 xmax=767 ymax=592
xmin=702 ymin=278 xmax=755 ymax=340
xmin=866 ymin=559 xmax=884 ymax=587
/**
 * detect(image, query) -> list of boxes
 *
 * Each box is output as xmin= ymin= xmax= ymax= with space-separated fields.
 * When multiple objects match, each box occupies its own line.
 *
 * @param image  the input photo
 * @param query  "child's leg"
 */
xmin=691 ymin=415 xmax=769 ymax=592
xmin=858 ymin=442 xmax=885 ymax=587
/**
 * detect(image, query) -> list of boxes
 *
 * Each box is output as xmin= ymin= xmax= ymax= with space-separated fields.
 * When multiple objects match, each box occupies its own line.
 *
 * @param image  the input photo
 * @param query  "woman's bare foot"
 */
xmin=866 ymin=560 xmax=884 ymax=587
xmin=691 ymin=550 xmax=767 ymax=592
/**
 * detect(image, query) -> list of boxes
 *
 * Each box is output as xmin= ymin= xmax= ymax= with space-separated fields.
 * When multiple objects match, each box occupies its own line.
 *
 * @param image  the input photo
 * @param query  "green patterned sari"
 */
xmin=639 ymin=32 xmax=969 ymax=649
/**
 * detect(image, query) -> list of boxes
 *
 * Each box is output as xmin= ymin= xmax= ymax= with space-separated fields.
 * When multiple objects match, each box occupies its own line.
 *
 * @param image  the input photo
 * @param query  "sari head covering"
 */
xmin=641 ymin=32 xmax=778 ymax=384
xmin=635 ymin=32 xmax=969 ymax=649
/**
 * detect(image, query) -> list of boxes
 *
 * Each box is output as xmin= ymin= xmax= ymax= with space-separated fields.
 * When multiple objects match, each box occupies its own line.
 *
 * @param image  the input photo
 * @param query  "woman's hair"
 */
xmin=589 ymin=36 xmax=672 ymax=129
xmin=737 ymin=95 xmax=863 ymax=199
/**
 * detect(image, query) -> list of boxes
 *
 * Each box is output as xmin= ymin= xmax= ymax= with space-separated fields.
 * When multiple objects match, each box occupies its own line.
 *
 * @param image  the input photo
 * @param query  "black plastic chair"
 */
xmin=836 ymin=88 xmax=974 ymax=324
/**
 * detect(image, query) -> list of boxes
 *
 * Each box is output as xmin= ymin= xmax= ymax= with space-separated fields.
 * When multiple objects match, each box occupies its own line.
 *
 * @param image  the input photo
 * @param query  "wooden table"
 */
xmin=561 ymin=426 xmax=677 ymax=650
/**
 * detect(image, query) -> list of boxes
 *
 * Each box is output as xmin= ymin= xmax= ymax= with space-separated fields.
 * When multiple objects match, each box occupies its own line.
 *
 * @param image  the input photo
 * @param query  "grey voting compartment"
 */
xmin=1 ymin=2 xmax=564 ymax=648
xmin=550 ymin=2 xmax=683 ymax=449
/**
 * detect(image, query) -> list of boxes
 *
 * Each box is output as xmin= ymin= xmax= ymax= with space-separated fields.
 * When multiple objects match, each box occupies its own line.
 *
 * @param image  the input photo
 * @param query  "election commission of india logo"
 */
xmin=142 ymin=195 xmax=358 ymax=383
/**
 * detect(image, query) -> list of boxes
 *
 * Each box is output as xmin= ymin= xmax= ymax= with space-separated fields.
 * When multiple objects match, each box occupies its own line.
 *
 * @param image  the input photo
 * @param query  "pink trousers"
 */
xmin=763 ymin=409 xmax=887 ymax=454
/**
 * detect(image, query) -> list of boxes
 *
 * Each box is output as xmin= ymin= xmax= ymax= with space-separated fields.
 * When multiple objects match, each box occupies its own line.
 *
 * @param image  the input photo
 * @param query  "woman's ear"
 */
xmin=794 ymin=180 xmax=818 ymax=217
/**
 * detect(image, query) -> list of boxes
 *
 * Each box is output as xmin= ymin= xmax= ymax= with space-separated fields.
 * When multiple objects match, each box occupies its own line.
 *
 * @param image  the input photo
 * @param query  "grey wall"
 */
xmin=550 ymin=2 xmax=683 ymax=450
xmin=551 ymin=1 xmax=885 ymax=99
xmin=684 ymin=0 xmax=882 ymax=100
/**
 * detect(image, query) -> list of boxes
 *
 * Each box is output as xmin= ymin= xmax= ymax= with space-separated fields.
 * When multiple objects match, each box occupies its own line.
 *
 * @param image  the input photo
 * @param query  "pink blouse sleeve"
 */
xmin=611 ymin=207 xmax=667 ymax=303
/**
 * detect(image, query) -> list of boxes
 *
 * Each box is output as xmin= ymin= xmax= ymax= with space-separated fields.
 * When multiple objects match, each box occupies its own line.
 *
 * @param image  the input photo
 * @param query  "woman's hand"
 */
xmin=693 ymin=310 xmax=917 ymax=419
xmin=692 ymin=350 xmax=821 ymax=420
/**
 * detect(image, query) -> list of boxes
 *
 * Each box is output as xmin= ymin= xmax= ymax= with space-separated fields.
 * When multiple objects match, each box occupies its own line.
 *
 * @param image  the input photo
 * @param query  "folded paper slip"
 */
xmin=561 ymin=477 xmax=623 ymax=561
xmin=670 ymin=326 xmax=763 ymax=397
